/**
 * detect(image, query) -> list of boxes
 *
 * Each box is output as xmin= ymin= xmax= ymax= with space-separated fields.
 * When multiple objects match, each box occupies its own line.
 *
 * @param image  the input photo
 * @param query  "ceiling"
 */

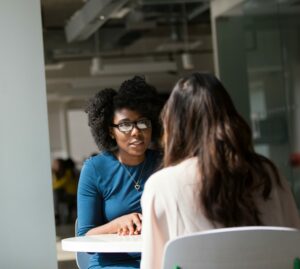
xmin=41 ymin=0 xmax=214 ymax=103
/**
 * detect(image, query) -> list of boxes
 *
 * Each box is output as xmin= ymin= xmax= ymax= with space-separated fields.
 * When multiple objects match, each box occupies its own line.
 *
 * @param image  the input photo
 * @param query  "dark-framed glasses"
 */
xmin=111 ymin=119 xmax=152 ymax=133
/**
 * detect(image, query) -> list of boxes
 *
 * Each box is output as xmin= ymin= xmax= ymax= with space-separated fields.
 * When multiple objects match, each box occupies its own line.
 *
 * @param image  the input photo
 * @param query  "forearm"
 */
xmin=85 ymin=212 xmax=143 ymax=236
xmin=85 ymin=221 xmax=118 ymax=235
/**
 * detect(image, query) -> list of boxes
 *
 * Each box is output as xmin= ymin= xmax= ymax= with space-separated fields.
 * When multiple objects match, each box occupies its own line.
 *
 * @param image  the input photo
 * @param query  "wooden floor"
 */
xmin=58 ymin=260 xmax=77 ymax=269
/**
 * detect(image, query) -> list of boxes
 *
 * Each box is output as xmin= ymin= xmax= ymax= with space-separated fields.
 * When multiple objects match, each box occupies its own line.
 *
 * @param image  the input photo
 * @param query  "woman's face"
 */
xmin=110 ymin=108 xmax=152 ymax=159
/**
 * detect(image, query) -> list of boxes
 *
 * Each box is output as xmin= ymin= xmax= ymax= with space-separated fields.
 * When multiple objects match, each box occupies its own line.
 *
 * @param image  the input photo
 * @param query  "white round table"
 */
xmin=61 ymin=234 xmax=142 ymax=253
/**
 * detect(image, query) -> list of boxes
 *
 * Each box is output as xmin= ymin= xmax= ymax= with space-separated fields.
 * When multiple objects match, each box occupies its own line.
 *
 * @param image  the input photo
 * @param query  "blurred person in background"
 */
xmin=64 ymin=158 xmax=79 ymax=223
xmin=52 ymin=158 xmax=69 ymax=225
xmin=52 ymin=157 xmax=79 ymax=224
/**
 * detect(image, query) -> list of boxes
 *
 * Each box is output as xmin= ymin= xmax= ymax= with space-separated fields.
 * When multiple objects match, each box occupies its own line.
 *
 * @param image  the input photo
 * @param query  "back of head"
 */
xmin=64 ymin=158 xmax=77 ymax=178
xmin=52 ymin=158 xmax=67 ymax=178
xmin=162 ymin=72 xmax=252 ymax=166
xmin=162 ymin=72 xmax=280 ymax=227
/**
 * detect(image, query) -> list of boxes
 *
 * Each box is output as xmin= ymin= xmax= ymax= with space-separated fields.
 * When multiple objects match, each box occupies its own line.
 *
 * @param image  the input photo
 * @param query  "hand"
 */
xmin=112 ymin=212 xmax=142 ymax=236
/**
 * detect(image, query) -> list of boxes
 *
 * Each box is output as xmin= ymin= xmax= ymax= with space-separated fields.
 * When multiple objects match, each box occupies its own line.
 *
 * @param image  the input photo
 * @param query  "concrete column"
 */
xmin=0 ymin=1 xmax=57 ymax=269
xmin=210 ymin=0 xmax=251 ymax=124
xmin=210 ymin=0 xmax=244 ymax=77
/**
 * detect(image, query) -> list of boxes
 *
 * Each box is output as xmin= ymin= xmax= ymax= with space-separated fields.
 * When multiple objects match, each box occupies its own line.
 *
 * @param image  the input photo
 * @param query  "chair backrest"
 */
xmin=162 ymin=226 xmax=300 ymax=269
xmin=75 ymin=219 xmax=90 ymax=269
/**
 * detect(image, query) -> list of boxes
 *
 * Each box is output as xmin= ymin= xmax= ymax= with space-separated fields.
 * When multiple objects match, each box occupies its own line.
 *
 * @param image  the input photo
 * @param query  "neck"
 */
xmin=116 ymin=150 xmax=146 ymax=166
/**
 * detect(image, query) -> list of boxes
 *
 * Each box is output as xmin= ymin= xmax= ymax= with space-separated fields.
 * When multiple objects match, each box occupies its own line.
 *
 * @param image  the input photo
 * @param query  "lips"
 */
xmin=129 ymin=140 xmax=144 ymax=146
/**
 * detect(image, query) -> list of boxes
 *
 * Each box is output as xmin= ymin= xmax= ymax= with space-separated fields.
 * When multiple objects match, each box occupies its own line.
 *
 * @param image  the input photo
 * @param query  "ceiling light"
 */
xmin=181 ymin=52 xmax=194 ymax=70
xmin=110 ymin=7 xmax=131 ymax=19
xmin=90 ymin=60 xmax=177 ymax=76
xmin=45 ymin=63 xmax=65 ymax=71
xmin=90 ymin=57 xmax=103 ymax=76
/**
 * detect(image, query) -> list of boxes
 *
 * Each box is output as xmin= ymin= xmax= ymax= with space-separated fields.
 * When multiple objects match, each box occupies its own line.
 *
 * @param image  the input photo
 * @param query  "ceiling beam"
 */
xmin=142 ymin=0 xmax=209 ymax=5
xmin=188 ymin=3 xmax=210 ymax=20
xmin=65 ymin=0 xmax=129 ymax=42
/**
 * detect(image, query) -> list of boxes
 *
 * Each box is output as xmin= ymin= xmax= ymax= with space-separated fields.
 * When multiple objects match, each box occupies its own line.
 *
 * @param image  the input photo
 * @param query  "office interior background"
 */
xmin=46 ymin=0 xmax=300 ymax=209
xmin=1 ymin=0 xmax=300 ymax=268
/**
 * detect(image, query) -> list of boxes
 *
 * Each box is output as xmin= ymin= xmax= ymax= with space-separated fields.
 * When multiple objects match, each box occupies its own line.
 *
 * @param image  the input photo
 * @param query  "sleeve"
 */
xmin=77 ymin=159 xmax=103 ymax=236
xmin=140 ymin=177 xmax=169 ymax=269
xmin=279 ymin=177 xmax=300 ymax=229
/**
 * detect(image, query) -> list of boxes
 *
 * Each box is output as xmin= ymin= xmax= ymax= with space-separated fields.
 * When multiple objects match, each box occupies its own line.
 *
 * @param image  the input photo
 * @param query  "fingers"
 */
xmin=117 ymin=213 xmax=143 ymax=236
xmin=128 ymin=221 xmax=135 ymax=235
xmin=118 ymin=227 xmax=128 ymax=236
xmin=132 ymin=214 xmax=142 ymax=233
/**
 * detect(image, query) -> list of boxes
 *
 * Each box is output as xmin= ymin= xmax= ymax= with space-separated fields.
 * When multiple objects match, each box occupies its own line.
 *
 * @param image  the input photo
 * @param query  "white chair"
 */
xmin=162 ymin=226 xmax=300 ymax=269
xmin=75 ymin=219 xmax=90 ymax=269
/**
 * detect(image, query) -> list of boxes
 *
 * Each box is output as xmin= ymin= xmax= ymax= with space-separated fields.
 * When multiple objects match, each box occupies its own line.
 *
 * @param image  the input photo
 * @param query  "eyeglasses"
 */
xmin=111 ymin=119 xmax=152 ymax=133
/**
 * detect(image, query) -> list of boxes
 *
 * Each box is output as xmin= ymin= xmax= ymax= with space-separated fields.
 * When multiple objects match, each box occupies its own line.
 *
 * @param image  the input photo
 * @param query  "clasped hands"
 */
xmin=112 ymin=212 xmax=142 ymax=236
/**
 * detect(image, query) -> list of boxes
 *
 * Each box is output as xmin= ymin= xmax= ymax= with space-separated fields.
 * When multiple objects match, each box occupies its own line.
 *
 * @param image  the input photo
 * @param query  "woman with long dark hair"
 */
xmin=140 ymin=73 xmax=300 ymax=269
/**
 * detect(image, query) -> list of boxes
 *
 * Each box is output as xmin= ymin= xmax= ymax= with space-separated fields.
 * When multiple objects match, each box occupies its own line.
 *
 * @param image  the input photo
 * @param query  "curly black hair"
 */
xmin=85 ymin=76 xmax=162 ymax=151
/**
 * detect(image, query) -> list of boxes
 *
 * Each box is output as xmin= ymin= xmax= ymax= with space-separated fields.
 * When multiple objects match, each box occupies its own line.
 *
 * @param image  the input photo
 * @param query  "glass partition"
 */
xmin=216 ymin=0 xmax=300 ymax=209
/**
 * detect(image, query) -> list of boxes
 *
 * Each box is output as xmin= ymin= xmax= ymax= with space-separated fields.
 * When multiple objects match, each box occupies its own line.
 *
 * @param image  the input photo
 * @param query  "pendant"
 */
xmin=134 ymin=183 xmax=141 ymax=191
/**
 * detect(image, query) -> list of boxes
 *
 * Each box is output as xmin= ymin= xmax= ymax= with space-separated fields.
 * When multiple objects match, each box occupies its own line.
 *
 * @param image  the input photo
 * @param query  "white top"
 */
xmin=140 ymin=158 xmax=300 ymax=269
xmin=61 ymin=234 xmax=142 ymax=253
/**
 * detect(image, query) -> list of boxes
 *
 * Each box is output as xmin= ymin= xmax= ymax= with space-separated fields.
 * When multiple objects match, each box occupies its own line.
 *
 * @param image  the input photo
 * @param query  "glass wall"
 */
xmin=216 ymin=0 xmax=300 ymax=209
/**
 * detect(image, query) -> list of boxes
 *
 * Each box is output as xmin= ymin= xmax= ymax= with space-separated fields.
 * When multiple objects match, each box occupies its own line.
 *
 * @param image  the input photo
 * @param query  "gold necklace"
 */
xmin=120 ymin=159 xmax=146 ymax=191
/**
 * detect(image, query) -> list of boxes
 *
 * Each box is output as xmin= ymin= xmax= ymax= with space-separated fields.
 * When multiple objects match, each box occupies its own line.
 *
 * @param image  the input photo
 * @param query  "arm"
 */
xmin=77 ymin=159 xmax=143 ymax=236
xmin=77 ymin=159 xmax=103 ymax=236
xmin=140 ymin=177 xmax=169 ymax=269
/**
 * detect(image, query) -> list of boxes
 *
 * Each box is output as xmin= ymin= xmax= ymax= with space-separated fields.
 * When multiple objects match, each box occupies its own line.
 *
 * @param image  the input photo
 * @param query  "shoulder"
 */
xmin=81 ymin=151 xmax=117 ymax=177
xmin=255 ymin=155 xmax=280 ymax=179
xmin=79 ymin=152 xmax=118 ymax=190
xmin=142 ymin=158 xmax=199 ymax=213
xmin=145 ymin=158 xmax=198 ymax=192
xmin=84 ymin=151 xmax=116 ymax=168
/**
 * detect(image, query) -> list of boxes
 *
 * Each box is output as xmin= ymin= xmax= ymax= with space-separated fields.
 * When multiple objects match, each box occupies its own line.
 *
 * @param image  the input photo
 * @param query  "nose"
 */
xmin=131 ymin=125 xmax=142 ymax=136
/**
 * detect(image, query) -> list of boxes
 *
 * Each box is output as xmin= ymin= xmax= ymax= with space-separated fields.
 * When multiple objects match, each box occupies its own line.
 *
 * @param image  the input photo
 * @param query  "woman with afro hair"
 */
xmin=77 ymin=76 xmax=163 ymax=269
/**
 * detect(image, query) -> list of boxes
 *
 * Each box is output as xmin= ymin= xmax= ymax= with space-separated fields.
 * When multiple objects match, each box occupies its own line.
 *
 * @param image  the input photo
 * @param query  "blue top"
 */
xmin=77 ymin=149 xmax=161 ymax=269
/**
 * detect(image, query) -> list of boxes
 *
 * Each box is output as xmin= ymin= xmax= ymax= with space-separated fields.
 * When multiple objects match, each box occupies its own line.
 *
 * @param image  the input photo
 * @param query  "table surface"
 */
xmin=61 ymin=234 xmax=142 ymax=253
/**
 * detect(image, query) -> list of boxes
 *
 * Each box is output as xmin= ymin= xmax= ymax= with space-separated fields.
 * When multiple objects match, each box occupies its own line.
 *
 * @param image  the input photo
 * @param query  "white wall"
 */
xmin=48 ymin=101 xmax=70 ymax=159
xmin=48 ymin=103 xmax=98 ymax=165
xmin=0 ymin=1 xmax=57 ymax=268
xmin=67 ymin=110 xmax=98 ymax=164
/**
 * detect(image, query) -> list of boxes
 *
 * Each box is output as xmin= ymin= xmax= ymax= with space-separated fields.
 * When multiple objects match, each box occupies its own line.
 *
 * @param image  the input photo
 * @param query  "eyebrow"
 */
xmin=116 ymin=117 xmax=147 ymax=124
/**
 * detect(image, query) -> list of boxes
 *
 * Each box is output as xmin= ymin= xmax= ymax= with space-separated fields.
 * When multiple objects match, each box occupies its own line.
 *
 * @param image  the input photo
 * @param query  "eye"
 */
xmin=118 ymin=122 xmax=133 ymax=132
xmin=137 ymin=119 xmax=151 ymax=129
xmin=119 ymin=122 xmax=132 ymax=128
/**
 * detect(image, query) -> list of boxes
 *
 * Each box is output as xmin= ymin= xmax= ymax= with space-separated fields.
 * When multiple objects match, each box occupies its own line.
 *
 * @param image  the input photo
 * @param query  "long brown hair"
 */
xmin=162 ymin=73 xmax=281 ymax=227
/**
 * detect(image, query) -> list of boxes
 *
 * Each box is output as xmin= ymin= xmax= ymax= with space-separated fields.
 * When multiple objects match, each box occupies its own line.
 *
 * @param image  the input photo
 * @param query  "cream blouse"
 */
xmin=140 ymin=158 xmax=300 ymax=269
